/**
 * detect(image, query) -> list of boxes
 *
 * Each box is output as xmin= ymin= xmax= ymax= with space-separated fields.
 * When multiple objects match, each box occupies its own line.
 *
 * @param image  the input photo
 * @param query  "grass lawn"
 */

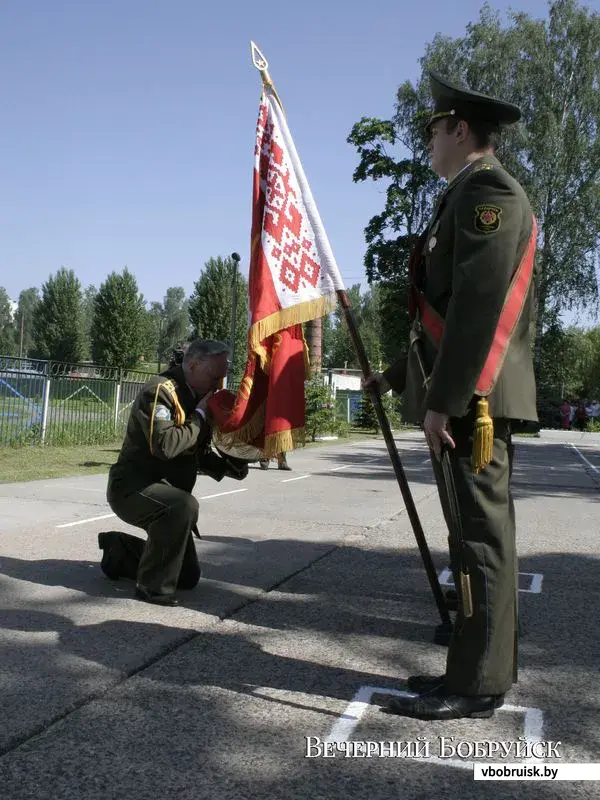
xmin=0 ymin=429 xmax=389 ymax=484
xmin=0 ymin=443 xmax=122 ymax=483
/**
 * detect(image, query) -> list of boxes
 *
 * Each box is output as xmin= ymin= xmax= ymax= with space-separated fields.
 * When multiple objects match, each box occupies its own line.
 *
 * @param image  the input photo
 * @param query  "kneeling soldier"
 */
xmin=100 ymin=338 xmax=247 ymax=606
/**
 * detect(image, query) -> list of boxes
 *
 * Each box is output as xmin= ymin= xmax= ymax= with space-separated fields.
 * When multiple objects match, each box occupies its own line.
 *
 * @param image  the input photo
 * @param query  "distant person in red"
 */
xmin=559 ymin=399 xmax=571 ymax=429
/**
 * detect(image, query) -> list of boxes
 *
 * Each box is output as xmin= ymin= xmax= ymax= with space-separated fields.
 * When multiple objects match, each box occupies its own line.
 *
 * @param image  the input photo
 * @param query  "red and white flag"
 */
xmin=208 ymin=83 xmax=345 ymax=458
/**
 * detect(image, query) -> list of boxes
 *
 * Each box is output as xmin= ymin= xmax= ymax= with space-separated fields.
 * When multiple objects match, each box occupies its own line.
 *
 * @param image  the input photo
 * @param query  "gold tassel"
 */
xmin=472 ymin=397 xmax=494 ymax=474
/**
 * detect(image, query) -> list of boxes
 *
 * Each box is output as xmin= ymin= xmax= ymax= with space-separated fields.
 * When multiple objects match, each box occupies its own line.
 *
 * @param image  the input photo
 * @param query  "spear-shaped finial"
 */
xmin=250 ymin=41 xmax=284 ymax=112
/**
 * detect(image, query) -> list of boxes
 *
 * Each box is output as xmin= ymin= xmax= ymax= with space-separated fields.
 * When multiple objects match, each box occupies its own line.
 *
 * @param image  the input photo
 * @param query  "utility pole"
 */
xmin=157 ymin=314 xmax=164 ymax=373
xmin=19 ymin=311 xmax=24 ymax=359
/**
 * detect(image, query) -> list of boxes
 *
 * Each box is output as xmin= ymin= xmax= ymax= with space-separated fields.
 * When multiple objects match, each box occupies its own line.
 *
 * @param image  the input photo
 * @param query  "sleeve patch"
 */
xmin=153 ymin=404 xmax=171 ymax=421
xmin=474 ymin=204 xmax=502 ymax=233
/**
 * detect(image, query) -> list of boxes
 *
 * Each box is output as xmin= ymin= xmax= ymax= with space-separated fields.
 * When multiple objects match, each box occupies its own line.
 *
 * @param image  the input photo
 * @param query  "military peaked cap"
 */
xmin=425 ymin=70 xmax=521 ymax=136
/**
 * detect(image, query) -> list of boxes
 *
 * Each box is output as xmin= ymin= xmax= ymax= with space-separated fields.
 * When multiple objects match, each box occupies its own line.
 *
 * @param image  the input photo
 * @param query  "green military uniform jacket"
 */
xmin=384 ymin=154 xmax=538 ymax=424
xmin=108 ymin=366 xmax=212 ymax=495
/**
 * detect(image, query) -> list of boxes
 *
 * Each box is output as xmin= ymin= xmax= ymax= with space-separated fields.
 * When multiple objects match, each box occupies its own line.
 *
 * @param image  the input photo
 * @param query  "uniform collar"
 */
xmin=447 ymin=153 xmax=499 ymax=190
xmin=161 ymin=365 xmax=198 ymax=409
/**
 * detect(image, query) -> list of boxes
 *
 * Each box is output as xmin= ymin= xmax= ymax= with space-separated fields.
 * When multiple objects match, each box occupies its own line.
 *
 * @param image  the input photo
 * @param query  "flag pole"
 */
xmin=249 ymin=42 xmax=451 ymax=631
xmin=337 ymin=290 xmax=451 ymax=629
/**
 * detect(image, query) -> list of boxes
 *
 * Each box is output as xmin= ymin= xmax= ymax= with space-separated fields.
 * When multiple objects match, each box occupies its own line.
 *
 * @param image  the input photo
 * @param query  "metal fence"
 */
xmin=333 ymin=388 xmax=363 ymax=423
xmin=0 ymin=356 xmax=150 ymax=447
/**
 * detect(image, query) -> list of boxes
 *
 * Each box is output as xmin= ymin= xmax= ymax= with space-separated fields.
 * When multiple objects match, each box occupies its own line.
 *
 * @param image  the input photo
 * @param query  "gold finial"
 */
xmin=250 ymin=41 xmax=285 ymax=113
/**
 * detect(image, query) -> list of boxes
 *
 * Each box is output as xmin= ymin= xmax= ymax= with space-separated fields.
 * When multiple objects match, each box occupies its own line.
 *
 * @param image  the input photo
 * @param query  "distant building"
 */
xmin=323 ymin=367 xmax=390 ymax=423
xmin=325 ymin=367 xmax=363 ymax=392
xmin=9 ymin=299 xmax=18 ymax=321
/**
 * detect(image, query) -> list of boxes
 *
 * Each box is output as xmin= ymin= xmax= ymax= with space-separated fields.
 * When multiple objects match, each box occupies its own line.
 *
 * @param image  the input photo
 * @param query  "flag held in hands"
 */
xmin=208 ymin=75 xmax=345 ymax=460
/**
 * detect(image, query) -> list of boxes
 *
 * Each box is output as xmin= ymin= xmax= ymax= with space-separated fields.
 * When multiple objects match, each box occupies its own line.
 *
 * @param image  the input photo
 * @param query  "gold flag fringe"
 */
xmin=214 ymin=403 xmax=266 ymax=453
xmin=249 ymin=293 xmax=337 ymax=373
xmin=263 ymin=426 xmax=306 ymax=459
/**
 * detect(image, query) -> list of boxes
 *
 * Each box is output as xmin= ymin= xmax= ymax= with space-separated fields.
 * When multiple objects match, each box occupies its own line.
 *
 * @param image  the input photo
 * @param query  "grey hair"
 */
xmin=182 ymin=338 xmax=230 ymax=367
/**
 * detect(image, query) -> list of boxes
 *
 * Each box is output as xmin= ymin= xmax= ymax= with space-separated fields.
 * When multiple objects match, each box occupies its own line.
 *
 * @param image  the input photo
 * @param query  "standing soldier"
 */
xmin=99 ymin=339 xmax=248 ymax=606
xmin=366 ymin=71 xmax=538 ymax=719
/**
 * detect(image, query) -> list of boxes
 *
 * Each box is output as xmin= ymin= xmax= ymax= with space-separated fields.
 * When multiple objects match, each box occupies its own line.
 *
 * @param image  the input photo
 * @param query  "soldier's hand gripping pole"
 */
xmin=337 ymin=290 xmax=451 ymax=627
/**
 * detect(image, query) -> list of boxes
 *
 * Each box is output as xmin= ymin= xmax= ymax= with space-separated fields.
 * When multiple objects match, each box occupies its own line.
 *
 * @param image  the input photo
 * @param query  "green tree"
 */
xmin=162 ymin=287 xmax=190 ymax=351
xmin=80 ymin=285 xmax=97 ymax=361
xmin=91 ymin=268 xmax=146 ymax=369
xmin=321 ymin=313 xmax=335 ymax=369
xmin=143 ymin=301 xmax=164 ymax=366
xmin=140 ymin=289 xmax=190 ymax=369
xmin=354 ymin=389 xmax=401 ymax=431
xmin=580 ymin=327 xmax=600 ymax=399
xmin=304 ymin=376 xmax=337 ymax=441
xmin=328 ymin=284 xmax=361 ymax=369
xmin=188 ymin=256 xmax=249 ymax=384
xmin=0 ymin=288 xmax=17 ymax=355
xmin=33 ymin=268 xmax=85 ymax=362
xmin=327 ymin=284 xmax=384 ymax=370
xmin=354 ymin=391 xmax=378 ymax=431
xmin=14 ymin=287 xmax=40 ymax=358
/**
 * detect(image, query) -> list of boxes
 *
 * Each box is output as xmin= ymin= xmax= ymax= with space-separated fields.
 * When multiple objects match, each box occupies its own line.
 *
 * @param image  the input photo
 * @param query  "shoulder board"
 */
xmin=472 ymin=163 xmax=494 ymax=173
xmin=159 ymin=379 xmax=178 ymax=398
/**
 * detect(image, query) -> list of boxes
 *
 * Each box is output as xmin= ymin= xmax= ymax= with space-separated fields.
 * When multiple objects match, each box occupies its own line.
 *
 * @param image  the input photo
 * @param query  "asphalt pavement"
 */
xmin=0 ymin=431 xmax=599 ymax=799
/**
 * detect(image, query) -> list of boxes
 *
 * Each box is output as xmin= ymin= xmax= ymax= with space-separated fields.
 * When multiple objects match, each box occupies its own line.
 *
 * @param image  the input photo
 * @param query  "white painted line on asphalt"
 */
xmin=55 ymin=488 xmax=248 ymax=527
xmin=281 ymin=474 xmax=311 ymax=483
xmin=526 ymin=573 xmax=544 ymax=594
xmin=569 ymin=443 xmax=600 ymax=472
xmin=325 ymin=685 xmax=544 ymax=769
xmin=199 ymin=488 xmax=248 ymax=500
xmin=56 ymin=513 xmax=116 ymax=528
xmin=42 ymin=485 xmax=105 ymax=492
xmin=439 ymin=568 xmax=544 ymax=594
xmin=324 ymin=684 xmax=375 ymax=743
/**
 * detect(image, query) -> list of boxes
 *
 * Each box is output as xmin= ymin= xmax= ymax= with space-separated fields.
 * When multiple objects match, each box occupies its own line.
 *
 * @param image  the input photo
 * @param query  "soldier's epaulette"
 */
xmin=471 ymin=163 xmax=494 ymax=174
xmin=148 ymin=379 xmax=187 ymax=455
xmin=158 ymin=380 xmax=186 ymax=426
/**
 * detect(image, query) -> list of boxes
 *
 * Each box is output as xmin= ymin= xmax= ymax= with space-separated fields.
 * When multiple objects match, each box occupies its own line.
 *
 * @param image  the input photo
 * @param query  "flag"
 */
xmin=208 ymin=83 xmax=345 ymax=459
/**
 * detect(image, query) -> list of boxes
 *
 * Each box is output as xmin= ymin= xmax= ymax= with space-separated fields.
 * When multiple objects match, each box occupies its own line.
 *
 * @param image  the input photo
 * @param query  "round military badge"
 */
xmin=428 ymin=236 xmax=437 ymax=251
xmin=474 ymin=204 xmax=502 ymax=233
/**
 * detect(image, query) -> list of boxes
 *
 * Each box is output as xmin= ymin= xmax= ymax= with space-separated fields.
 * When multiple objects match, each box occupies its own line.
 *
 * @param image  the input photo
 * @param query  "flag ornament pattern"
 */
xmin=208 ymin=84 xmax=345 ymax=459
xmin=249 ymin=85 xmax=345 ymax=365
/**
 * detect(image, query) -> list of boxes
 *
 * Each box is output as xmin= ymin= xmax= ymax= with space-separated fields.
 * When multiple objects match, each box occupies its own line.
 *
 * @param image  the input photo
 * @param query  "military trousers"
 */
xmin=431 ymin=414 xmax=517 ymax=696
xmin=106 ymin=479 xmax=201 ymax=595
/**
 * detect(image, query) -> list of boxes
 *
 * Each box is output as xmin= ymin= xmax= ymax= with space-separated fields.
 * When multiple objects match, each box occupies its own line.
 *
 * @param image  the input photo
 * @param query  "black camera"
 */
xmin=169 ymin=348 xmax=185 ymax=368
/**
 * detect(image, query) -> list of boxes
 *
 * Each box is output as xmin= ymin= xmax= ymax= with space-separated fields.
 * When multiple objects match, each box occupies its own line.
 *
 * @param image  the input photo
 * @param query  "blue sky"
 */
xmin=0 ymin=0 xmax=557 ymax=308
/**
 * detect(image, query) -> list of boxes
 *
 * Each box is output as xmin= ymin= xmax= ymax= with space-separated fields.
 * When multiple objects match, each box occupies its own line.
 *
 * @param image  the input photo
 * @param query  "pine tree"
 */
xmin=33 ymin=268 xmax=85 ymax=362
xmin=354 ymin=391 xmax=379 ymax=431
xmin=0 ymin=288 xmax=17 ymax=355
xmin=91 ymin=268 xmax=146 ymax=369
xmin=188 ymin=256 xmax=249 ymax=384
xmin=15 ymin=287 xmax=40 ymax=358
xmin=80 ymin=285 xmax=97 ymax=361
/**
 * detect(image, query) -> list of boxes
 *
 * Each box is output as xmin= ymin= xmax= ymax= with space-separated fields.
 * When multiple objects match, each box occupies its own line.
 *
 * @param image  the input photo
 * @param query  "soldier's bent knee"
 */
xmin=177 ymin=492 xmax=199 ymax=520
